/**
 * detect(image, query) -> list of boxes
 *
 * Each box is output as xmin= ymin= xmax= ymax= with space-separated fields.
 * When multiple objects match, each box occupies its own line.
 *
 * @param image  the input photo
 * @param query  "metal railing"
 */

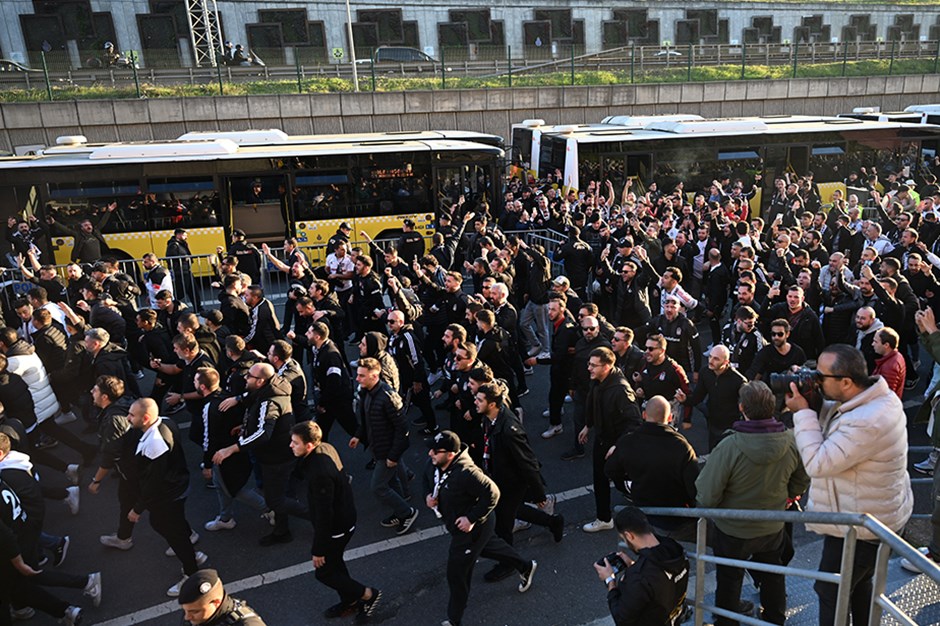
xmin=642 ymin=506 xmax=940 ymax=626
xmin=6 ymin=39 xmax=939 ymax=97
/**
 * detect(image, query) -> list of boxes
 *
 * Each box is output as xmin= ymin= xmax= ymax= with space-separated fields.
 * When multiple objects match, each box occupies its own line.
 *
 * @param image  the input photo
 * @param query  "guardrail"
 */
xmin=642 ymin=506 xmax=940 ymax=626
xmin=6 ymin=39 xmax=938 ymax=93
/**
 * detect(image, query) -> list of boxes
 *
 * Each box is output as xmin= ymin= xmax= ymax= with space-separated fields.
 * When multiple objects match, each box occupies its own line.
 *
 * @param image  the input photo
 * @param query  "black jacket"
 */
xmin=30 ymin=324 xmax=67 ymax=374
xmin=586 ymin=370 xmax=641 ymax=447
xmin=92 ymin=343 xmax=141 ymax=397
xmin=555 ymin=237 xmax=594 ymax=292
xmin=237 ymin=375 xmax=294 ymax=465
xmin=246 ymin=298 xmax=281 ymax=354
xmin=132 ymin=418 xmax=190 ymax=513
xmin=219 ymin=292 xmax=251 ymax=338
xmin=605 ymin=422 xmax=698 ymax=526
xmin=201 ymin=389 xmax=252 ymax=495
xmin=310 ymin=340 xmax=353 ymax=411
xmin=388 ymin=325 xmax=428 ymax=388
xmin=277 ymin=359 xmax=310 ymax=423
xmin=96 ymin=396 xmax=134 ymax=479
xmin=426 ymin=444 xmax=500 ymax=535
xmin=683 ymin=366 xmax=747 ymax=441
xmin=200 ymin=595 xmax=266 ymax=626
xmin=608 ymin=537 xmax=689 ymax=626
xmin=89 ymin=300 xmax=126 ymax=344
xmin=355 ymin=381 xmax=407 ymax=463
xmin=361 ymin=332 xmax=399 ymax=393
xmin=483 ymin=405 xmax=546 ymax=501
xmin=763 ymin=304 xmax=824 ymax=361
xmin=0 ymin=372 xmax=36 ymax=431
xmin=300 ymin=442 xmax=356 ymax=556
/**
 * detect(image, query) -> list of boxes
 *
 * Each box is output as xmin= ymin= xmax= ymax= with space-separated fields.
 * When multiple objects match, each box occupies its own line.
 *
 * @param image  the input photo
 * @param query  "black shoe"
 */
xmin=905 ymin=377 xmax=920 ymax=390
xmin=258 ymin=532 xmax=292 ymax=547
xmin=365 ymin=458 xmax=376 ymax=470
xmin=356 ymin=588 xmax=382 ymax=623
xmin=560 ymin=448 xmax=585 ymax=461
xmin=738 ymin=599 xmax=755 ymax=615
xmin=380 ymin=514 xmax=401 ymax=528
xmin=550 ymin=514 xmax=565 ymax=543
xmin=324 ymin=601 xmax=359 ymax=619
xmin=412 ymin=417 xmax=428 ymax=427
xmin=483 ymin=562 xmax=516 ymax=582
xmin=518 ymin=388 xmax=530 ymax=397
xmin=54 ymin=535 xmax=70 ymax=567
xmin=35 ymin=435 xmax=58 ymax=450
xmin=397 ymin=507 xmax=419 ymax=535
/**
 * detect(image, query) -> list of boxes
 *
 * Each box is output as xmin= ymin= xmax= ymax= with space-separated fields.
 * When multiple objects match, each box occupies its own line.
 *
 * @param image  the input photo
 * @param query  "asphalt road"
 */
xmin=29 ymin=338 xmax=935 ymax=626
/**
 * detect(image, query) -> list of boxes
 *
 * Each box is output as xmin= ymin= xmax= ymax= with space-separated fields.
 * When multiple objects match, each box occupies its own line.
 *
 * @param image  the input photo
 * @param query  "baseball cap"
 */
xmin=339 ymin=221 xmax=352 ymax=230
xmin=232 ymin=229 xmax=246 ymax=238
xmin=426 ymin=430 xmax=460 ymax=453
xmin=552 ymin=276 xmax=569 ymax=287
xmin=403 ymin=218 xmax=416 ymax=228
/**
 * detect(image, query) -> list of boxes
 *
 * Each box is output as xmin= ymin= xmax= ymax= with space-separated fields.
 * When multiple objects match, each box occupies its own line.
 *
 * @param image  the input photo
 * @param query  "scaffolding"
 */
xmin=185 ymin=0 xmax=223 ymax=67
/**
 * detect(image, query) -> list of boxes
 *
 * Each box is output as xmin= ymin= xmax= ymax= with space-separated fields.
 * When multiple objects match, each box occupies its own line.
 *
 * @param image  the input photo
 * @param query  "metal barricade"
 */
xmin=641 ymin=506 xmax=940 ymax=626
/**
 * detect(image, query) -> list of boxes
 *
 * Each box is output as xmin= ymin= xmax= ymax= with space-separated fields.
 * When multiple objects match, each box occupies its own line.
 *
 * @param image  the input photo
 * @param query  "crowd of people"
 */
xmin=0 ymin=163 xmax=936 ymax=625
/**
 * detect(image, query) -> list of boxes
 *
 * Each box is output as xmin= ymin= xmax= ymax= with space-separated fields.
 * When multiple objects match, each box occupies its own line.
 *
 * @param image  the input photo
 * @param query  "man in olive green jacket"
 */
xmin=696 ymin=380 xmax=809 ymax=626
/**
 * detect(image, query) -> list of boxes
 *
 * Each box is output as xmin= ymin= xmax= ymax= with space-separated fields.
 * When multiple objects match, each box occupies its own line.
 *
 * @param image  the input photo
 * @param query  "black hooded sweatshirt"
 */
xmin=608 ymin=536 xmax=689 ymax=626
xmin=361 ymin=331 xmax=399 ymax=393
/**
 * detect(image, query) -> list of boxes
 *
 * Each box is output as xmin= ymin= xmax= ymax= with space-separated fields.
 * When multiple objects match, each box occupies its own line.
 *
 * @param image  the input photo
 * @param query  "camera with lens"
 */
xmin=768 ymin=367 xmax=818 ymax=396
xmin=596 ymin=552 xmax=628 ymax=577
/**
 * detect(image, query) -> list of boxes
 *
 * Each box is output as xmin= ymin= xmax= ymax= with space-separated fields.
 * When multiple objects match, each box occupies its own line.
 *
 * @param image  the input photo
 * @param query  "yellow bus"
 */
xmin=0 ymin=129 xmax=504 ymax=266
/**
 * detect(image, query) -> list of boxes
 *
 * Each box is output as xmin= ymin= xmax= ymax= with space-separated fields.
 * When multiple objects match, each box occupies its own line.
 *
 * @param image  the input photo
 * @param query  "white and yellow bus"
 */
xmin=0 ymin=129 xmax=504 ymax=265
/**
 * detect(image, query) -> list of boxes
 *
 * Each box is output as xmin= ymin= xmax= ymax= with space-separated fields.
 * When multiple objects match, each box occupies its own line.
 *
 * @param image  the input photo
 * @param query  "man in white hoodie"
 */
xmin=786 ymin=344 xmax=912 ymax=626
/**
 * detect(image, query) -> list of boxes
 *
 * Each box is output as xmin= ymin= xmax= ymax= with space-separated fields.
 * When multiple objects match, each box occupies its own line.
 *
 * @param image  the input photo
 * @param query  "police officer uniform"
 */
xmin=177 ymin=569 xmax=266 ymax=625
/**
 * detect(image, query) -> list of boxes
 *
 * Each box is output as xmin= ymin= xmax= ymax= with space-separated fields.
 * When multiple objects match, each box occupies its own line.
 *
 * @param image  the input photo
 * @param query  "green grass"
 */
xmin=1 ymin=58 xmax=936 ymax=102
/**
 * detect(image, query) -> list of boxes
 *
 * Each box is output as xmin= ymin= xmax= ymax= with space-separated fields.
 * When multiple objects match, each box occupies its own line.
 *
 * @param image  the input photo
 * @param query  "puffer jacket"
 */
xmin=237 ymin=374 xmax=294 ymax=465
xmin=5 ymin=340 xmax=58 ymax=425
xmin=355 ymin=380 xmax=407 ymax=463
xmin=362 ymin=332 xmax=399 ymax=393
xmin=793 ymin=376 xmax=913 ymax=540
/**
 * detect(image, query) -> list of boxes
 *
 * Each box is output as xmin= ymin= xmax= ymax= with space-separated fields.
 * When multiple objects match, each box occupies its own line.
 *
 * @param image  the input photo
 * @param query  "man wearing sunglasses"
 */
xmin=786 ymin=344 xmax=912 ymax=626
xmin=746 ymin=319 xmax=806 ymax=383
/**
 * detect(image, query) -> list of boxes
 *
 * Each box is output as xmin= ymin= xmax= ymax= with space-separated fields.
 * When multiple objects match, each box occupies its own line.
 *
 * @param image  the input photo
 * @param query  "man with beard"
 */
xmin=642 ymin=295 xmax=702 ymax=381
xmin=746 ymin=319 xmax=807 ymax=382
xmin=676 ymin=345 xmax=747 ymax=452
xmin=721 ymin=306 xmax=765 ymax=374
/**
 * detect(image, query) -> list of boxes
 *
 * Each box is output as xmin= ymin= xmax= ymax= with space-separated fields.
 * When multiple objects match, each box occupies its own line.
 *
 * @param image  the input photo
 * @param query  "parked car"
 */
xmin=358 ymin=46 xmax=440 ymax=64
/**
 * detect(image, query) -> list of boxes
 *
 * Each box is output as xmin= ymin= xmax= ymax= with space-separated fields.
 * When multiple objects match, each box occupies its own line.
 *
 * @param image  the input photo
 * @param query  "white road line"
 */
xmin=96 ymin=484 xmax=594 ymax=625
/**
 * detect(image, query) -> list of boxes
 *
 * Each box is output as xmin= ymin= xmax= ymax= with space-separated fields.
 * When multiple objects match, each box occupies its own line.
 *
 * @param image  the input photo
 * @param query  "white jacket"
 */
xmin=793 ymin=376 xmax=912 ymax=540
xmin=7 ymin=350 xmax=59 ymax=428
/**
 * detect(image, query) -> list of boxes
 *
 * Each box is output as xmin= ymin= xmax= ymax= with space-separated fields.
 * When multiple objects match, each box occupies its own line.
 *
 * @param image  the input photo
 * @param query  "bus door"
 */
xmin=224 ymin=174 xmax=292 ymax=242
xmin=626 ymin=154 xmax=652 ymax=193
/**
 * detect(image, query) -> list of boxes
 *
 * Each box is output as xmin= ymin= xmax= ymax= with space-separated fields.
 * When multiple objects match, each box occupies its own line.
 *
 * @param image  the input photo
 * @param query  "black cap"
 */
xmin=232 ymin=229 xmax=246 ymax=238
xmin=91 ymin=262 xmax=108 ymax=273
xmin=403 ymin=218 xmax=416 ymax=228
xmin=177 ymin=569 xmax=220 ymax=605
xmin=426 ymin=430 xmax=460 ymax=453
xmin=339 ymin=221 xmax=352 ymax=230
xmin=616 ymin=237 xmax=634 ymax=249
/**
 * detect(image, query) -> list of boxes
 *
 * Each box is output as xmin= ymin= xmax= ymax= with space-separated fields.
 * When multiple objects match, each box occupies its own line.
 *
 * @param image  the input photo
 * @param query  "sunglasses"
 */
xmin=644 ymin=346 xmax=660 ymax=351
xmin=770 ymin=331 xmax=786 ymax=337
xmin=582 ymin=326 xmax=598 ymax=331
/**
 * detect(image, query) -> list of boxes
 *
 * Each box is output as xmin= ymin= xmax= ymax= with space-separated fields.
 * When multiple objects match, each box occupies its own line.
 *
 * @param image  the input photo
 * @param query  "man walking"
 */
xmin=290 ymin=421 xmax=382 ymax=622
xmin=425 ymin=430 xmax=536 ymax=626
xmin=127 ymin=398 xmax=207 ymax=597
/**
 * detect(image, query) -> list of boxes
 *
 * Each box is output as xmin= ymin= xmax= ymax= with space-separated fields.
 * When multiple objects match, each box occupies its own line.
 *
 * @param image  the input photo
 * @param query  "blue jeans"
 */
xmin=370 ymin=458 xmax=411 ymax=520
xmin=213 ymin=465 xmax=268 ymax=522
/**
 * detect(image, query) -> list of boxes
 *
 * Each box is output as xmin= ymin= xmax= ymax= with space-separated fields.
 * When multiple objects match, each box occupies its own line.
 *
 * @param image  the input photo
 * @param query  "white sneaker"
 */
xmin=65 ymin=486 xmax=80 ymax=515
xmin=582 ymin=519 xmax=614 ymax=533
xmin=166 ymin=575 xmax=188 ymax=598
xmin=261 ymin=510 xmax=276 ymax=526
xmin=564 ymin=394 xmax=573 ymax=403
xmin=535 ymin=351 xmax=551 ymax=361
xmin=60 ymin=606 xmax=82 ymax=626
xmin=83 ymin=572 xmax=102 ymax=608
xmin=541 ymin=425 xmax=563 ymax=439
xmin=165 ymin=531 xmax=200 ymax=556
xmin=204 ymin=517 xmax=237 ymax=531
xmin=195 ymin=551 xmax=208 ymax=565
xmin=55 ymin=411 xmax=77 ymax=426
xmin=542 ymin=409 xmax=551 ymax=418
xmin=65 ymin=464 xmax=80 ymax=486
xmin=900 ymin=547 xmax=939 ymax=574
xmin=513 ymin=519 xmax=532 ymax=533
xmin=99 ymin=534 xmax=133 ymax=550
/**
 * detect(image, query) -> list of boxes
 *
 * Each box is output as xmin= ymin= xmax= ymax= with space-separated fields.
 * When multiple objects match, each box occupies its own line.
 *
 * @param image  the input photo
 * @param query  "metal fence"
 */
xmin=5 ymin=40 xmax=939 ymax=95
xmin=643 ymin=506 xmax=940 ymax=626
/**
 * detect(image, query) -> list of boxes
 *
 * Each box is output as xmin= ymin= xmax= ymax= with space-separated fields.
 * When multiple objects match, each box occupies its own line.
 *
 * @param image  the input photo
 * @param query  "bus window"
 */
xmin=351 ymin=154 xmax=431 ymax=217
xmin=809 ymin=145 xmax=846 ymax=183
xmin=145 ymin=177 xmax=220 ymax=231
xmin=436 ymin=164 xmax=492 ymax=213
xmin=228 ymin=175 xmax=291 ymax=240
xmin=603 ymin=156 xmax=625 ymax=191
xmin=46 ymin=179 xmax=142 ymax=234
xmin=293 ymin=171 xmax=350 ymax=221
xmin=0 ymin=184 xmax=40 ymax=221
xmin=511 ymin=127 xmax=533 ymax=169
xmin=717 ymin=148 xmax=762 ymax=187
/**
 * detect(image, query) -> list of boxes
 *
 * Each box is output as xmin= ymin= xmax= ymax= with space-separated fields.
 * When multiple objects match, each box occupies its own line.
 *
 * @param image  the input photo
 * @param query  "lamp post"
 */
xmin=345 ymin=0 xmax=359 ymax=91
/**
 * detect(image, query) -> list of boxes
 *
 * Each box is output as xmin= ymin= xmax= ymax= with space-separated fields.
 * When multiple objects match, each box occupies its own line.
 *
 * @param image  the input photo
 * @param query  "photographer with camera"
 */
xmin=592 ymin=506 xmax=689 ymax=626
xmin=786 ymin=344 xmax=912 ymax=626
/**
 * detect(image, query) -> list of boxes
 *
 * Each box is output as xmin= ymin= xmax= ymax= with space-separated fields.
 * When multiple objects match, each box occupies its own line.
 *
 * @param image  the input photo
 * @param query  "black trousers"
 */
xmin=548 ymin=367 xmax=567 ymax=426
xmin=117 ymin=478 xmax=136 ymax=540
xmin=2 ymin=576 xmax=69 ymax=623
xmin=316 ymin=528 xmax=366 ymax=605
xmin=149 ymin=497 xmax=199 ymax=575
xmin=317 ymin=403 xmax=358 ymax=443
xmin=446 ymin=516 xmax=528 ymax=626
xmin=33 ymin=421 xmax=97 ymax=465
xmin=815 ymin=535 xmax=879 ymax=626
xmin=592 ymin=440 xmax=612 ymax=523
xmin=712 ymin=526 xmax=786 ymax=626
xmin=261 ymin=459 xmax=296 ymax=537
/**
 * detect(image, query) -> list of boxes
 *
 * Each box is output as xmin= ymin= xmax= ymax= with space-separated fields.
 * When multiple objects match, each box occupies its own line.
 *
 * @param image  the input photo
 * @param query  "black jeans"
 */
xmin=3 ymin=577 xmax=69 ymax=623
xmin=711 ymin=526 xmax=786 ymax=626
xmin=261 ymin=459 xmax=296 ymax=537
xmin=446 ymin=516 xmax=528 ymax=626
xmin=592 ymin=440 xmax=612 ymax=523
xmin=33 ymin=421 xmax=97 ymax=465
xmin=316 ymin=403 xmax=358 ymax=443
xmin=117 ymin=478 xmax=136 ymax=540
xmin=149 ymin=497 xmax=199 ymax=575
xmin=815 ymin=535 xmax=879 ymax=626
xmin=548 ymin=367 xmax=567 ymax=426
xmin=316 ymin=528 xmax=366 ymax=605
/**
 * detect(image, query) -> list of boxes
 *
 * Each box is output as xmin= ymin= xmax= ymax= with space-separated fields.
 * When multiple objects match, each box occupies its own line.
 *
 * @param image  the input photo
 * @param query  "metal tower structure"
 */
xmin=185 ymin=0 xmax=223 ymax=67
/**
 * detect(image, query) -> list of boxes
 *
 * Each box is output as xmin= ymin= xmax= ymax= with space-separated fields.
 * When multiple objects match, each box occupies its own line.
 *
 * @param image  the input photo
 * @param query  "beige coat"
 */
xmin=792 ymin=376 xmax=913 ymax=541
